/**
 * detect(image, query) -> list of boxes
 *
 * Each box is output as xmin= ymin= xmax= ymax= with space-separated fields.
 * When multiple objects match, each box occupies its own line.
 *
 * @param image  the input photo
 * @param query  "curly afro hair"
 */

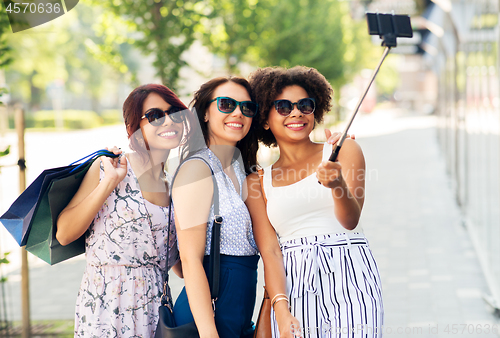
xmin=249 ymin=66 xmax=333 ymax=147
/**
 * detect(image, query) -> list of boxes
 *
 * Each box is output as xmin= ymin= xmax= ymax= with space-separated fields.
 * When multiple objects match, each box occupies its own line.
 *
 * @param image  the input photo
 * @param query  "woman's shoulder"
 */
xmin=339 ymin=138 xmax=363 ymax=154
xmin=174 ymin=153 xmax=213 ymax=189
xmin=337 ymin=138 xmax=364 ymax=165
xmin=193 ymin=147 xmax=211 ymax=158
xmin=184 ymin=149 xmax=213 ymax=168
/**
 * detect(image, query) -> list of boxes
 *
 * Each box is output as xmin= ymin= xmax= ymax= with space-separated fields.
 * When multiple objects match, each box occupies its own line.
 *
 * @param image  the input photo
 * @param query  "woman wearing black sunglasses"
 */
xmin=56 ymin=84 xmax=193 ymax=337
xmin=247 ymin=66 xmax=384 ymax=338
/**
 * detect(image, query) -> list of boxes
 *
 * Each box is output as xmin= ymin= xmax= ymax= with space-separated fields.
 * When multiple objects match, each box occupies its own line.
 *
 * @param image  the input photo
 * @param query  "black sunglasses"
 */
xmin=209 ymin=97 xmax=258 ymax=118
xmin=142 ymin=107 xmax=185 ymax=126
xmin=273 ymin=98 xmax=316 ymax=117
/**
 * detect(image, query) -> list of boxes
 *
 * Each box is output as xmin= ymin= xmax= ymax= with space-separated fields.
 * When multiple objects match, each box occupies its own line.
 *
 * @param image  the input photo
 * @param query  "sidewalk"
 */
xmin=1 ymin=108 xmax=499 ymax=337
xmin=354 ymin=108 xmax=499 ymax=337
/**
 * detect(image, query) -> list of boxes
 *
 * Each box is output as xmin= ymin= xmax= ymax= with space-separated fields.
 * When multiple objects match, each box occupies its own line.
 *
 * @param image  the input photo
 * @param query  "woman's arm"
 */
xmin=316 ymin=138 xmax=365 ymax=230
xmin=56 ymin=154 xmax=127 ymax=246
xmin=172 ymin=160 xmax=218 ymax=338
xmin=245 ymin=173 xmax=301 ymax=338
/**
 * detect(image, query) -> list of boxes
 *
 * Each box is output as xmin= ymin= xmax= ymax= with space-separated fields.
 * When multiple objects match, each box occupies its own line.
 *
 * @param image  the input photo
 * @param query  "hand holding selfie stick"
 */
xmin=329 ymin=13 xmax=413 ymax=162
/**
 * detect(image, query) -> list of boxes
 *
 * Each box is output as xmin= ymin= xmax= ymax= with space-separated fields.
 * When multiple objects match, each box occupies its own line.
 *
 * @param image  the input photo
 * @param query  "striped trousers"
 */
xmin=271 ymin=233 xmax=384 ymax=338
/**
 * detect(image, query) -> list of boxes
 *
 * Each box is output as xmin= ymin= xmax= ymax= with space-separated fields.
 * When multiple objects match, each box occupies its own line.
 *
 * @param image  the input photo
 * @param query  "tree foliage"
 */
xmin=97 ymin=0 xmax=207 ymax=89
xmin=2 ymin=0 xmax=380 ymax=114
xmin=5 ymin=1 xmax=136 ymax=111
xmin=202 ymin=0 xmax=375 ymax=104
xmin=256 ymin=0 xmax=374 ymax=93
xmin=257 ymin=0 xmax=347 ymax=78
xmin=198 ymin=0 xmax=263 ymax=73
xmin=0 ymin=1 xmax=13 ymax=69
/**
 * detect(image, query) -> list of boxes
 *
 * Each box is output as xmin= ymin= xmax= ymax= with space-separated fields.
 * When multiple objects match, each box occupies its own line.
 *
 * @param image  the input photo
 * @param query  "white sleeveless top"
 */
xmin=262 ymin=143 xmax=360 ymax=244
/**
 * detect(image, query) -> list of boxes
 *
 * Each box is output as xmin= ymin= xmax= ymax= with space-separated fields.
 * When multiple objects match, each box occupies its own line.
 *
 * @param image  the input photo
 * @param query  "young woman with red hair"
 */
xmin=57 ymin=84 xmax=193 ymax=337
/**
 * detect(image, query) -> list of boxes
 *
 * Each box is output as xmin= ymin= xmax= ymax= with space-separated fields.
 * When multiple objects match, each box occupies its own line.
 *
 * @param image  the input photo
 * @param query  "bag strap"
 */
xmin=163 ymin=154 xmax=222 ymax=307
xmin=69 ymin=149 xmax=119 ymax=174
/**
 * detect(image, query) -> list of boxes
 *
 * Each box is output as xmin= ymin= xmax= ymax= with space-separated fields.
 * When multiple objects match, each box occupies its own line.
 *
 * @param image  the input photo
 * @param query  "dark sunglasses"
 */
xmin=273 ymin=98 xmax=316 ymax=117
xmin=209 ymin=97 xmax=258 ymax=118
xmin=142 ymin=107 xmax=185 ymax=126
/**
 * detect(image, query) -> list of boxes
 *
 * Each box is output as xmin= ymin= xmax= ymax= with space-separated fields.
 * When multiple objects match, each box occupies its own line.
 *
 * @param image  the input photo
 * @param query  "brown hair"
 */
xmin=249 ymin=66 xmax=333 ymax=147
xmin=122 ymin=83 xmax=194 ymax=160
xmin=189 ymin=76 xmax=259 ymax=174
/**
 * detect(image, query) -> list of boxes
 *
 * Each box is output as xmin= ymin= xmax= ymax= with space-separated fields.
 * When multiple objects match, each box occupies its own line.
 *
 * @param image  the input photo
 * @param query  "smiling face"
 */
xmin=205 ymin=81 xmax=253 ymax=146
xmin=139 ymin=92 xmax=184 ymax=151
xmin=265 ymin=85 xmax=315 ymax=145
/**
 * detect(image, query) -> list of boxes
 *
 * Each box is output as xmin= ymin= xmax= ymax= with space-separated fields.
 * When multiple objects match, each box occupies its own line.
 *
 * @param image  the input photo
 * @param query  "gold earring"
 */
xmin=204 ymin=115 xmax=209 ymax=122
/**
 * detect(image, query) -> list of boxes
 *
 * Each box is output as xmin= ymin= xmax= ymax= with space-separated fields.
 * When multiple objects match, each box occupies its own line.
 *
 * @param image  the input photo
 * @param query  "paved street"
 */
xmin=1 ymin=107 xmax=499 ymax=337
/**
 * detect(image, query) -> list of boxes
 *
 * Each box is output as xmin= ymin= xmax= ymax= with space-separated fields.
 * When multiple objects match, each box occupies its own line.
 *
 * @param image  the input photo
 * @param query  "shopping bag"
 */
xmin=24 ymin=165 xmax=86 ymax=264
xmin=0 ymin=165 xmax=73 ymax=246
xmin=1 ymin=150 xmax=118 ymax=264
xmin=24 ymin=149 xmax=119 ymax=265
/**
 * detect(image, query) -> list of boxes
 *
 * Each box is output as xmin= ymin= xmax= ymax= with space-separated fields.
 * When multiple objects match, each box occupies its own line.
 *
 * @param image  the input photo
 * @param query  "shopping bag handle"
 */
xmin=69 ymin=149 xmax=117 ymax=166
xmin=69 ymin=149 xmax=119 ymax=174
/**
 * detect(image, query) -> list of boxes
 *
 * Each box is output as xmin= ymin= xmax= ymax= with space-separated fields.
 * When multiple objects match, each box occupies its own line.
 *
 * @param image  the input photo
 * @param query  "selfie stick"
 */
xmin=329 ymin=13 xmax=413 ymax=162
xmin=329 ymin=46 xmax=390 ymax=161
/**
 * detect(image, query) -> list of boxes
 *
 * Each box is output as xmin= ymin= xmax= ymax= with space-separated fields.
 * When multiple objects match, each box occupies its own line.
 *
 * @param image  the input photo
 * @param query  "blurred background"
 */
xmin=0 ymin=0 xmax=499 ymax=336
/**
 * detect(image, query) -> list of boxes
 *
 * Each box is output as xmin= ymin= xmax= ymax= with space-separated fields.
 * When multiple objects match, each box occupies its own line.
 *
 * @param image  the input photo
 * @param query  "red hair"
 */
xmin=123 ymin=84 xmax=192 ymax=155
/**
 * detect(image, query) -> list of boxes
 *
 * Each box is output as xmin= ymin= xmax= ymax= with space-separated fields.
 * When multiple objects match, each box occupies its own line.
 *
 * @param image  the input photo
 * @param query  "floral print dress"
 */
xmin=74 ymin=159 xmax=178 ymax=337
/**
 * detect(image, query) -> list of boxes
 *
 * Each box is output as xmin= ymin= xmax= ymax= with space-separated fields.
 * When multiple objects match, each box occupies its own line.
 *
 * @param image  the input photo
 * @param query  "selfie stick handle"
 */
xmin=329 ymin=46 xmax=391 ymax=162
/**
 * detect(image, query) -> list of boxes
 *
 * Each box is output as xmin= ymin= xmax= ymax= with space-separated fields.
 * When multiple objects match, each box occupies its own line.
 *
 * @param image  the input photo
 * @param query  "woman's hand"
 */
xmin=318 ymin=138 xmax=365 ymax=230
xmin=56 ymin=146 xmax=126 ymax=246
xmin=275 ymin=309 xmax=302 ymax=338
xmin=318 ymin=130 xmax=356 ymax=188
xmin=105 ymin=145 xmax=122 ymax=155
xmin=316 ymin=160 xmax=343 ymax=189
xmin=324 ymin=129 xmax=355 ymax=144
xmin=101 ymin=155 xmax=127 ymax=185
xmin=102 ymin=146 xmax=127 ymax=186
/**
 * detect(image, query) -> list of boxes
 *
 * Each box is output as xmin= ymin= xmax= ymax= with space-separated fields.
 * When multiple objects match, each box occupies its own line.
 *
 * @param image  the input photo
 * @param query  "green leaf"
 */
xmin=0 ymin=145 xmax=10 ymax=157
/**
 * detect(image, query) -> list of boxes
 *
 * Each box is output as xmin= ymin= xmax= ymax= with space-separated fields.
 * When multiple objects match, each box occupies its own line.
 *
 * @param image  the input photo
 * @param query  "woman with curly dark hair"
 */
xmin=246 ymin=66 xmax=384 ymax=338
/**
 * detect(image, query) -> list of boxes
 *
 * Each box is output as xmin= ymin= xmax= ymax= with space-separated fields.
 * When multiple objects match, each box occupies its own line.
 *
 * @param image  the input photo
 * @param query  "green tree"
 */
xmin=5 ymin=1 xmax=136 ymax=111
xmin=6 ymin=24 xmax=71 ymax=109
xmin=198 ymin=0 xmax=264 ymax=73
xmin=65 ymin=1 xmax=138 ymax=112
xmin=0 ymin=1 xmax=14 ymax=114
xmin=253 ymin=0 xmax=375 ymax=113
xmin=97 ymin=0 xmax=206 ymax=89
xmin=0 ymin=1 xmax=13 ymax=69
xmin=201 ymin=0 xmax=375 ymax=114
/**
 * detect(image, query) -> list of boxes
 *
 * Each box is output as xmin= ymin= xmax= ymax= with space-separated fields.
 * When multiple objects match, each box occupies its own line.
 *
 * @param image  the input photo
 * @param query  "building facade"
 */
xmin=429 ymin=0 xmax=500 ymax=309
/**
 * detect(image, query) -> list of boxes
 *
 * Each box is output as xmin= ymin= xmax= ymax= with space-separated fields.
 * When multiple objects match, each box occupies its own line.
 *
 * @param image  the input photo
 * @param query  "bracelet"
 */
xmin=272 ymin=296 xmax=289 ymax=309
xmin=271 ymin=293 xmax=288 ymax=306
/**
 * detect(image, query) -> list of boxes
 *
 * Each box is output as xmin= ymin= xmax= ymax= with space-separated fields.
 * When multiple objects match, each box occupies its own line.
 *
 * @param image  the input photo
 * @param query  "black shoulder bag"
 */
xmin=155 ymin=157 xmax=222 ymax=338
